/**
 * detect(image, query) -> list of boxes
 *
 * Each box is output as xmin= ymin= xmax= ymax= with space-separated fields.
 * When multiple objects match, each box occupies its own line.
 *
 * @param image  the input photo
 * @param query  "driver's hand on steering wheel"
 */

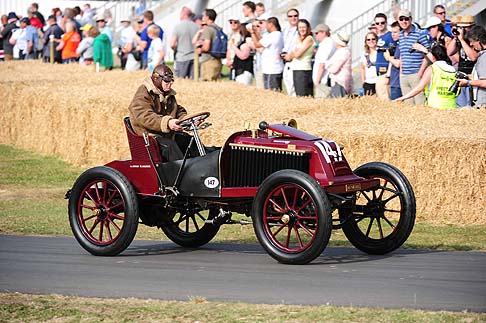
xmin=168 ymin=118 xmax=183 ymax=132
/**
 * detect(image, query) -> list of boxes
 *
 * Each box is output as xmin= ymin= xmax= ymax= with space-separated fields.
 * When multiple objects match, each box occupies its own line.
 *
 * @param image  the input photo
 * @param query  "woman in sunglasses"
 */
xmin=360 ymin=31 xmax=379 ymax=95
xmin=128 ymin=64 xmax=191 ymax=161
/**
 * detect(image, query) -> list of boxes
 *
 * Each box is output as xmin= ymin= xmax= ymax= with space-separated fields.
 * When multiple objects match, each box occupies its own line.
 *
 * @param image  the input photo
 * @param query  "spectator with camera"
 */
xmin=281 ymin=8 xmax=300 ymax=96
xmin=447 ymin=15 xmax=477 ymax=107
xmin=396 ymin=9 xmax=431 ymax=105
xmin=360 ymin=31 xmax=378 ymax=96
xmin=395 ymin=45 xmax=458 ymax=110
xmin=456 ymin=25 xmax=486 ymax=108
xmin=373 ymin=13 xmax=394 ymax=100
xmin=384 ymin=21 xmax=402 ymax=100
xmin=249 ymin=16 xmax=284 ymax=91
xmin=410 ymin=16 xmax=452 ymax=65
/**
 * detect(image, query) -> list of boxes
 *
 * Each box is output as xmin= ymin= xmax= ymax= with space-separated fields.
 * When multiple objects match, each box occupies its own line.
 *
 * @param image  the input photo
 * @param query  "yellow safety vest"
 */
xmin=427 ymin=62 xmax=458 ymax=110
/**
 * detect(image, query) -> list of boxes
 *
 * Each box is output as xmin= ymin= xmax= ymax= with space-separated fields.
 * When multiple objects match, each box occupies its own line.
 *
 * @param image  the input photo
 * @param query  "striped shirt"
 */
xmin=399 ymin=25 xmax=431 ymax=75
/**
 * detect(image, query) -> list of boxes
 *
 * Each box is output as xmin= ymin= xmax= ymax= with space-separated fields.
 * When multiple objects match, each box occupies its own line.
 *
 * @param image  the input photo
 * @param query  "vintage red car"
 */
xmin=67 ymin=112 xmax=416 ymax=264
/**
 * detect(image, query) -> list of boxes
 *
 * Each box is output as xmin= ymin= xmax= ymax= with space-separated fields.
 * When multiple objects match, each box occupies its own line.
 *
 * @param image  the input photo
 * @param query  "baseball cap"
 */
xmin=423 ymin=16 xmax=441 ymax=29
xmin=398 ymin=9 xmax=412 ymax=18
xmin=256 ymin=13 xmax=270 ymax=21
xmin=80 ymin=24 xmax=93 ymax=31
xmin=20 ymin=17 xmax=30 ymax=24
xmin=312 ymin=23 xmax=330 ymax=33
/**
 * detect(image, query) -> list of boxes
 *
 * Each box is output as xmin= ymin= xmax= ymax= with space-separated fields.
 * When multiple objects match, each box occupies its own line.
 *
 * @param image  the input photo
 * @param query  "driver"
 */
xmin=128 ymin=64 xmax=189 ymax=161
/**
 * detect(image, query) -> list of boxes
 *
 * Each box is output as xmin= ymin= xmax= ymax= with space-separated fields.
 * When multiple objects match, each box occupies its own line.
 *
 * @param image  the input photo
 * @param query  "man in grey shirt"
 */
xmin=170 ymin=6 xmax=199 ymax=79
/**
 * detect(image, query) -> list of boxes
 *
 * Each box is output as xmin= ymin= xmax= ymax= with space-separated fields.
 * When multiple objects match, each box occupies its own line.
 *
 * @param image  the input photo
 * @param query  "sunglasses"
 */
xmin=375 ymin=21 xmax=386 ymax=25
xmin=399 ymin=16 xmax=411 ymax=22
xmin=366 ymin=38 xmax=377 ymax=41
xmin=287 ymin=14 xmax=298 ymax=18
xmin=229 ymin=20 xmax=239 ymax=24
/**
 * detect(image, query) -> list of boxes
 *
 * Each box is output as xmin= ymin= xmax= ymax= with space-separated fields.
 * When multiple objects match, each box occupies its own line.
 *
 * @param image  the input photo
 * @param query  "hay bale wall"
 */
xmin=1 ymin=61 xmax=485 ymax=224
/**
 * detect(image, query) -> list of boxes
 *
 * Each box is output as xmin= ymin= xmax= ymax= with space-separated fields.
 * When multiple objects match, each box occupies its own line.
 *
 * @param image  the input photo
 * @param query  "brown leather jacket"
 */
xmin=128 ymin=75 xmax=187 ymax=138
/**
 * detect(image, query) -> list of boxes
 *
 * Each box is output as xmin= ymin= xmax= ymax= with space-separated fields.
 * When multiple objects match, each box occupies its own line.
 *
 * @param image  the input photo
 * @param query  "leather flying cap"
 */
xmin=153 ymin=64 xmax=174 ymax=82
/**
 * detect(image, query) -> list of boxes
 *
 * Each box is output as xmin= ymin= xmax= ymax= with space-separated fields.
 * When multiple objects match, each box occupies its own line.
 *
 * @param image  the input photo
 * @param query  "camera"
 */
xmin=280 ymin=51 xmax=287 ymax=60
xmin=377 ymin=43 xmax=396 ymax=56
xmin=409 ymin=41 xmax=421 ymax=53
xmin=449 ymin=71 xmax=469 ymax=93
xmin=452 ymin=26 xmax=463 ymax=36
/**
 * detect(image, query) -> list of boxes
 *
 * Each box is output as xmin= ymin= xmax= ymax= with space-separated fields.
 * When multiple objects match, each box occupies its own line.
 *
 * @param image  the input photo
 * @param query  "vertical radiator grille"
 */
xmin=228 ymin=144 xmax=310 ymax=187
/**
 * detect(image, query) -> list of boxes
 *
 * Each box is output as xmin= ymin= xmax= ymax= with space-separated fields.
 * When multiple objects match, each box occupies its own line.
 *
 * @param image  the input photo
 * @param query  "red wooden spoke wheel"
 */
xmin=69 ymin=167 xmax=138 ymax=256
xmin=252 ymin=170 xmax=332 ymax=265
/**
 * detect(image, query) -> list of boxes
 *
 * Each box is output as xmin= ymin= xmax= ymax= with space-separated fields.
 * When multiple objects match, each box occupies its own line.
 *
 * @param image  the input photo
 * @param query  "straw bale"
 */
xmin=1 ymin=61 xmax=485 ymax=224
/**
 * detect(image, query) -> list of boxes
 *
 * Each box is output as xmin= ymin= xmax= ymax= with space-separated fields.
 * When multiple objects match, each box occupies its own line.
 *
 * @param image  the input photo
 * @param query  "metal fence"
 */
xmin=332 ymin=0 xmax=461 ymax=67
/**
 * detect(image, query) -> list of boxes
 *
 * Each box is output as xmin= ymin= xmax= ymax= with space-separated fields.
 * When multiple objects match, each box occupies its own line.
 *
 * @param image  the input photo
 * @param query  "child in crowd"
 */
xmin=147 ymin=24 xmax=164 ymax=71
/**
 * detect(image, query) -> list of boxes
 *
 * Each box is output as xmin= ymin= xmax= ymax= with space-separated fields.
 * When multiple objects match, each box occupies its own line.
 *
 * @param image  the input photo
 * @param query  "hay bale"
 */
xmin=1 ymin=61 xmax=485 ymax=224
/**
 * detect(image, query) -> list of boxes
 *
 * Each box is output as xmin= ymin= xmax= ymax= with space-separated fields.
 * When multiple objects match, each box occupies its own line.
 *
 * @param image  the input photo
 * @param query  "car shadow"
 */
xmin=121 ymin=240 xmax=445 ymax=266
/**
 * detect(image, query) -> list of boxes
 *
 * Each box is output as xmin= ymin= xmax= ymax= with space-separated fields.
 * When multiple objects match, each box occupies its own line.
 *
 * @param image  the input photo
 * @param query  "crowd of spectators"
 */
xmin=1 ymin=2 xmax=484 ymax=108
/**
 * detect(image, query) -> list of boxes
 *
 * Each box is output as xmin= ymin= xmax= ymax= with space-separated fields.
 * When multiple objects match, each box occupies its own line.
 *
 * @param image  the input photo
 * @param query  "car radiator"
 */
xmin=228 ymin=144 xmax=310 ymax=187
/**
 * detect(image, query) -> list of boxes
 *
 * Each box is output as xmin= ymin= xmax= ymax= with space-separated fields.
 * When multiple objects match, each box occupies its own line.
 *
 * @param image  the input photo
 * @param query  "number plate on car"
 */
xmin=345 ymin=183 xmax=362 ymax=192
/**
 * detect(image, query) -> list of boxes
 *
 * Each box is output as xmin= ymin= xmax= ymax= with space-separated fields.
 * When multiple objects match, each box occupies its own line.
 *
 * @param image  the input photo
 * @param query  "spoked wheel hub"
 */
xmin=280 ymin=210 xmax=297 ymax=226
xmin=362 ymin=200 xmax=385 ymax=219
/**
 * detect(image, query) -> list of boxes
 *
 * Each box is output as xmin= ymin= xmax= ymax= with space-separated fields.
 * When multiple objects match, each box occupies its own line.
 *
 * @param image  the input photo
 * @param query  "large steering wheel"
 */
xmin=176 ymin=111 xmax=210 ymax=129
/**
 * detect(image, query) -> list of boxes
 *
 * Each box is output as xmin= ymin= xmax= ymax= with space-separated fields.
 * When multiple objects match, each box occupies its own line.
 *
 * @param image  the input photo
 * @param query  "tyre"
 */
xmin=68 ymin=166 xmax=139 ymax=256
xmin=339 ymin=162 xmax=416 ymax=255
xmin=161 ymin=207 xmax=220 ymax=248
xmin=252 ymin=170 xmax=332 ymax=265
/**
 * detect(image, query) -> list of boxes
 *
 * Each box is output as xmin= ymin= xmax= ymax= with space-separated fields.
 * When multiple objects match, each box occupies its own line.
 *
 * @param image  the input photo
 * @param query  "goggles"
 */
xmin=154 ymin=71 xmax=174 ymax=83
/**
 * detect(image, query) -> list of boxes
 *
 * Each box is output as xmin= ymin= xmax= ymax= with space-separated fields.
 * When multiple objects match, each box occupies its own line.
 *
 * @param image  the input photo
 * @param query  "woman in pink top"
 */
xmin=327 ymin=31 xmax=352 ymax=97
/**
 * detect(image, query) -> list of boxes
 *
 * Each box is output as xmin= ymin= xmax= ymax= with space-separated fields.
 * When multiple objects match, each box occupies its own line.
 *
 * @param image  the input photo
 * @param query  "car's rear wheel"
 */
xmin=161 ymin=207 xmax=220 ymax=248
xmin=68 ymin=166 xmax=139 ymax=256
xmin=339 ymin=162 xmax=416 ymax=255
xmin=252 ymin=170 xmax=332 ymax=265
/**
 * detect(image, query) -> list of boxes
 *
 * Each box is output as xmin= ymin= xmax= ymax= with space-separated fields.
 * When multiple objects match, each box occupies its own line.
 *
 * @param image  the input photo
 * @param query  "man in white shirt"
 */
xmin=312 ymin=24 xmax=335 ymax=98
xmin=250 ymin=16 xmax=284 ymax=91
xmin=118 ymin=17 xmax=136 ymax=70
xmin=281 ymin=8 xmax=299 ymax=96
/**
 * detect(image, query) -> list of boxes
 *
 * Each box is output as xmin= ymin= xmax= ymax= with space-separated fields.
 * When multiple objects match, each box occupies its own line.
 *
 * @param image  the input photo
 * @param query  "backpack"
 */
xmin=209 ymin=25 xmax=228 ymax=59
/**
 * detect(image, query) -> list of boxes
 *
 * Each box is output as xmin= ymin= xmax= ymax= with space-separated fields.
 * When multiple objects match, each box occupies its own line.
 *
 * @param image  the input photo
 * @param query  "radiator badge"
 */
xmin=204 ymin=177 xmax=219 ymax=189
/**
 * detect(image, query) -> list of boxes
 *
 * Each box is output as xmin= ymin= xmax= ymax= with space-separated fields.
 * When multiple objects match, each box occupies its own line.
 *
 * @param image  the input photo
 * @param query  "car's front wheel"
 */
xmin=252 ymin=170 xmax=332 ymax=265
xmin=339 ymin=162 xmax=416 ymax=255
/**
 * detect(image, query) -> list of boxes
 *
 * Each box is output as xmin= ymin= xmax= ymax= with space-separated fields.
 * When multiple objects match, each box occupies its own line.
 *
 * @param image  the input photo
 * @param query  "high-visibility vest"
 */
xmin=427 ymin=61 xmax=458 ymax=110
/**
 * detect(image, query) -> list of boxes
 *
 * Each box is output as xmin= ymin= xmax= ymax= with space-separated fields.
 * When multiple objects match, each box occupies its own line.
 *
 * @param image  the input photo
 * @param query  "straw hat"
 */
xmin=457 ymin=15 xmax=475 ymax=27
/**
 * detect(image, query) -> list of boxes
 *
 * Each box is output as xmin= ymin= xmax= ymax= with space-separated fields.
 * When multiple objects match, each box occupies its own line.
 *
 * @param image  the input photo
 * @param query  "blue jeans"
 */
xmin=390 ymin=87 xmax=402 ymax=100
xmin=456 ymin=86 xmax=471 ymax=107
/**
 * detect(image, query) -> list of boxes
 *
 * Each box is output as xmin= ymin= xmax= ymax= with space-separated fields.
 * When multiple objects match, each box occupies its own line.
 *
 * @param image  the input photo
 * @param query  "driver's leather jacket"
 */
xmin=128 ymin=76 xmax=187 ymax=138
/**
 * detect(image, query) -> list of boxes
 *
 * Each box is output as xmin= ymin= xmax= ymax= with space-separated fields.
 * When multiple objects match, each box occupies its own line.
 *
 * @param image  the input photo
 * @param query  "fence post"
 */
xmin=49 ymin=35 xmax=54 ymax=64
xmin=194 ymin=51 xmax=199 ymax=81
